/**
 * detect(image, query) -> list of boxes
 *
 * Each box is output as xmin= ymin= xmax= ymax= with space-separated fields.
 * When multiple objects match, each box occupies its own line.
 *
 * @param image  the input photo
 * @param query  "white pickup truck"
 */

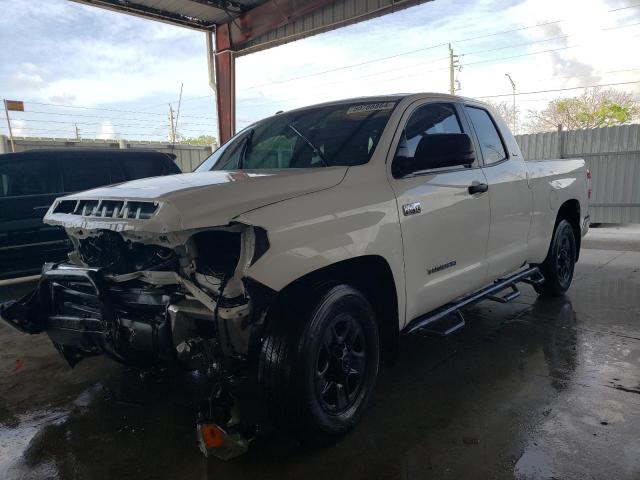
xmin=1 ymin=93 xmax=590 ymax=458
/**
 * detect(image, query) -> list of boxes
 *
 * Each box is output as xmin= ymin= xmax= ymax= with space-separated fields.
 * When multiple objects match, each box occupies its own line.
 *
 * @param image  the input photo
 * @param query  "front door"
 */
xmin=388 ymin=101 xmax=491 ymax=323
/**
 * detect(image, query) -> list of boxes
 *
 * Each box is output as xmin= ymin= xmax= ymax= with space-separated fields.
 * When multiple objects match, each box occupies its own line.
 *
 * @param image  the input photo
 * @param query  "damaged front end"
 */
xmin=0 ymin=197 xmax=274 ymax=458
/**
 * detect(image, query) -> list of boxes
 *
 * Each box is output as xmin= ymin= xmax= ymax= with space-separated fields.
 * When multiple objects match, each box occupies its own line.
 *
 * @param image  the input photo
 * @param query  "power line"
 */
xmin=236 ymin=4 xmax=640 ymax=91
xmin=475 ymin=80 xmax=640 ymax=99
xmin=229 ymin=22 xmax=639 ymax=107
xmin=0 ymin=126 xmax=168 ymax=137
xmin=21 ymin=101 xmax=218 ymax=120
xmin=233 ymin=80 xmax=640 ymax=125
xmin=234 ymin=27 xmax=640 ymax=111
xmin=14 ymin=116 xmax=216 ymax=130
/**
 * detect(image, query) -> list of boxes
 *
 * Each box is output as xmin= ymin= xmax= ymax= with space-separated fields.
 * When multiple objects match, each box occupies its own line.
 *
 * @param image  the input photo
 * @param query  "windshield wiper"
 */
xmin=287 ymin=123 xmax=329 ymax=167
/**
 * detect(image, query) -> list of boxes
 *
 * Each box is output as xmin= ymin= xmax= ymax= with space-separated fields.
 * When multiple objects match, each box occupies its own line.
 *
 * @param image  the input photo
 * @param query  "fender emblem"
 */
xmin=428 ymin=261 xmax=457 ymax=275
xmin=402 ymin=202 xmax=421 ymax=216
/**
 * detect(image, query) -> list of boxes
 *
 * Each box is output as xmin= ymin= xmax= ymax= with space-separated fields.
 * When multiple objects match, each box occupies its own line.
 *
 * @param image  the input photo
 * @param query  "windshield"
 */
xmin=195 ymin=101 xmax=397 ymax=172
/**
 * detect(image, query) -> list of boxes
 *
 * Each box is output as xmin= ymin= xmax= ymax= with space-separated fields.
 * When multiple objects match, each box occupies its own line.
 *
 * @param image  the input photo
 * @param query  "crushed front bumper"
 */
xmin=0 ymin=263 xmax=178 ymax=367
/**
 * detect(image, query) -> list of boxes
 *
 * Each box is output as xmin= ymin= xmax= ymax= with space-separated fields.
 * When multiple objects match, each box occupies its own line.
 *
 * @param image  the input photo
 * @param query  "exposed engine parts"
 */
xmin=77 ymin=230 xmax=178 ymax=274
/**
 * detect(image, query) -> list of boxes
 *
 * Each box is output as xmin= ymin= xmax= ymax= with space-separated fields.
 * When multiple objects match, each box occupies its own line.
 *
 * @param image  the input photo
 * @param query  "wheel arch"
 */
xmin=262 ymin=255 xmax=400 ymax=363
xmin=556 ymin=199 xmax=581 ymax=261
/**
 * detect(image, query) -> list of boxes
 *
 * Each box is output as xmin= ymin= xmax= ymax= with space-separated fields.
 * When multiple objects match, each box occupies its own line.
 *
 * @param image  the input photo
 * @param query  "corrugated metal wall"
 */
xmin=0 ymin=137 xmax=213 ymax=173
xmin=516 ymin=125 xmax=640 ymax=223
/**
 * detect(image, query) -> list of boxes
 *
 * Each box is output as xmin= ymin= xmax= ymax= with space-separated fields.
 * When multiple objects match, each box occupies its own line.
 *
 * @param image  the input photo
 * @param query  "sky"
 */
xmin=0 ymin=0 xmax=638 ymax=141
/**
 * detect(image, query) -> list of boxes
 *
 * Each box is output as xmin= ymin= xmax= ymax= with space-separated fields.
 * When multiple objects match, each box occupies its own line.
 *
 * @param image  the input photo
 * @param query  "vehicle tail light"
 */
xmin=586 ymin=169 xmax=592 ymax=199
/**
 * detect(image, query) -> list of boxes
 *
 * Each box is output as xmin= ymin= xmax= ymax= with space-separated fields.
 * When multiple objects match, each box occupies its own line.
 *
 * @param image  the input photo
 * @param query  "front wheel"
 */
xmin=535 ymin=219 xmax=577 ymax=296
xmin=258 ymin=284 xmax=379 ymax=445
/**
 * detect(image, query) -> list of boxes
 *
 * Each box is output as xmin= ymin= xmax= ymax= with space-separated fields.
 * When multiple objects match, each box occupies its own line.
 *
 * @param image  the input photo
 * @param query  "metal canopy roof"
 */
xmin=71 ymin=1 xmax=265 ymax=30
xmin=71 ymin=0 xmax=432 ymax=55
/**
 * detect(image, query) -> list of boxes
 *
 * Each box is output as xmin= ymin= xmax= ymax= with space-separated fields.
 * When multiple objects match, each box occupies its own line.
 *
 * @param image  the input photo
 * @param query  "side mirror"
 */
xmin=394 ymin=133 xmax=475 ymax=177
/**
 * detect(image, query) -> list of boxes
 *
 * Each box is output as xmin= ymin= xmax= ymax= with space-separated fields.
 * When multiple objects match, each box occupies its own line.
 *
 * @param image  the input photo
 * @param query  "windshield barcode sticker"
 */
xmin=347 ymin=102 xmax=395 ymax=114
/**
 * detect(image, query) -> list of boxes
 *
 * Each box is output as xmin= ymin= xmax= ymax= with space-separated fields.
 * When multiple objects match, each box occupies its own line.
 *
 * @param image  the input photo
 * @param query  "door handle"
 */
xmin=468 ymin=182 xmax=489 ymax=195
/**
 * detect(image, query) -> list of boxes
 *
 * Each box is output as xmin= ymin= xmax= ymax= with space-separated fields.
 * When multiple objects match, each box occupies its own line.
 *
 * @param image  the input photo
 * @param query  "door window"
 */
xmin=465 ymin=107 xmax=507 ymax=165
xmin=396 ymin=103 xmax=466 ymax=170
xmin=61 ymin=155 xmax=110 ymax=192
xmin=0 ymin=158 xmax=56 ymax=197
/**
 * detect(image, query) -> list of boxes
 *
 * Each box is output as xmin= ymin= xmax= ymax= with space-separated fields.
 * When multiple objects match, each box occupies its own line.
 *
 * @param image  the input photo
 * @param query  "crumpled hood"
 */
xmin=45 ymin=168 xmax=347 ymax=233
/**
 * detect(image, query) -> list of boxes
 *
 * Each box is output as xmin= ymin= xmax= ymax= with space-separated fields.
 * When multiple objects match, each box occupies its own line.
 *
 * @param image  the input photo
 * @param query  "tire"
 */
xmin=258 ymin=284 xmax=379 ymax=445
xmin=535 ymin=219 xmax=577 ymax=296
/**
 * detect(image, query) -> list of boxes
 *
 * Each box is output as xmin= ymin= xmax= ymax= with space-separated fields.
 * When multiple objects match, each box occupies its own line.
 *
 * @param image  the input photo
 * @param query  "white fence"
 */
xmin=516 ymin=124 xmax=640 ymax=224
xmin=0 ymin=136 xmax=213 ymax=173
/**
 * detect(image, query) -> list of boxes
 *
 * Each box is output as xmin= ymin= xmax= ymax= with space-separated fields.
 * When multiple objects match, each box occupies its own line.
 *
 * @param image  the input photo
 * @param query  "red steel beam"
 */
xmin=227 ymin=0 xmax=337 ymax=49
xmin=215 ymin=24 xmax=236 ymax=145
xmin=214 ymin=0 xmax=335 ymax=144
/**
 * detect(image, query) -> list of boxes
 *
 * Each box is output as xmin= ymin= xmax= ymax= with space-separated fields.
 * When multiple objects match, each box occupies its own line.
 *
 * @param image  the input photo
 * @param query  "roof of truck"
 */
xmin=265 ymin=93 xmax=486 ymax=120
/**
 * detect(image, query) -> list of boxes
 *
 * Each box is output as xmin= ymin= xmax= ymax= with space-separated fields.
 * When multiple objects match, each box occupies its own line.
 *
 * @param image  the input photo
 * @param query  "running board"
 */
xmin=402 ymin=266 xmax=541 ymax=336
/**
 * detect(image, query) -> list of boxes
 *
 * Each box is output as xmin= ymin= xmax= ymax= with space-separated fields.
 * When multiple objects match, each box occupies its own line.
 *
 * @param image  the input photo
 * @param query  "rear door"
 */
xmin=464 ymin=105 xmax=532 ymax=278
xmin=0 ymin=153 xmax=63 ymax=278
xmin=388 ymin=100 xmax=491 ymax=321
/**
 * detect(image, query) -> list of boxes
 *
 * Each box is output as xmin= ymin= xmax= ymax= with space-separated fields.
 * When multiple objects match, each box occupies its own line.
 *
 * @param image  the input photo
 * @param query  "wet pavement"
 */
xmin=1 ymin=247 xmax=639 ymax=479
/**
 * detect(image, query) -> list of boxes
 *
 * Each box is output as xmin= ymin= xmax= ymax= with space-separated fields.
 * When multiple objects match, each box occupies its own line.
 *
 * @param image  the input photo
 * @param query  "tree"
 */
xmin=180 ymin=135 xmax=218 ymax=147
xmin=524 ymin=88 xmax=639 ymax=133
xmin=486 ymin=100 xmax=520 ymax=133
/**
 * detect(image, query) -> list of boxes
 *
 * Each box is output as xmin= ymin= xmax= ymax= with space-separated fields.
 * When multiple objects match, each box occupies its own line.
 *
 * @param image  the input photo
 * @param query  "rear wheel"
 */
xmin=535 ymin=219 xmax=577 ymax=296
xmin=259 ymin=284 xmax=379 ymax=445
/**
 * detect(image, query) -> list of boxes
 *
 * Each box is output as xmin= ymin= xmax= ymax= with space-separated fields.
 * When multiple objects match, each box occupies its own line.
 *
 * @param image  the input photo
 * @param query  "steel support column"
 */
xmin=214 ymin=24 xmax=236 ymax=145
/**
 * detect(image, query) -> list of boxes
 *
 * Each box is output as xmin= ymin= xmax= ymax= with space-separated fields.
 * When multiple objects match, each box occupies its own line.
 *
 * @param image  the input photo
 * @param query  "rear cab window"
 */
xmin=0 ymin=155 xmax=58 ymax=197
xmin=465 ymin=106 xmax=507 ymax=165
xmin=60 ymin=153 xmax=111 ymax=192
xmin=119 ymin=153 xmax=174 ymax=180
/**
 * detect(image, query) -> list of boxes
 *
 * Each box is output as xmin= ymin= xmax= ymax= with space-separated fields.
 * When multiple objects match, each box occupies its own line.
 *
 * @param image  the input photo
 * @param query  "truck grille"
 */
xmin=53 ymin=199 xmax=158 ymax=220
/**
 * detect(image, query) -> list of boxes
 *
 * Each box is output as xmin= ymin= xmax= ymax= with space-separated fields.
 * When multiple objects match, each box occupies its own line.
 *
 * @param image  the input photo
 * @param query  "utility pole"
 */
xmin=3 ymin=99 xmax=15 ymax=152
xmin=74 ymin=124 xmax=80 ymax=140
xmin=505 ymin=73 xmax=517 ymax=134
xmin=175 ymin=83 xmax=184 ymax=141
xmin=168 ymin=104 xmax=176 ymax=143
xmin=448 ymin=44 xmax=461 ymax=95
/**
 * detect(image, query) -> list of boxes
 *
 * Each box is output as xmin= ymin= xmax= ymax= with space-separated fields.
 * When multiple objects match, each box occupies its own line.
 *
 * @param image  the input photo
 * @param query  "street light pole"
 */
xmin=505 ymin=73 xmax=516 ymax=134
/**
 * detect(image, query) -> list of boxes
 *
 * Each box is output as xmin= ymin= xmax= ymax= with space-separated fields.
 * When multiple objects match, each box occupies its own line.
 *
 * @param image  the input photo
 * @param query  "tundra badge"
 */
xmin=402 ymin=202 xmax=422 ymax=216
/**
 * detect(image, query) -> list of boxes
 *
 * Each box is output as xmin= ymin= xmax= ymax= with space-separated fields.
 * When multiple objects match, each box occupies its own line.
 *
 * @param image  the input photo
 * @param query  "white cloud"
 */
xmin=97 ymin=121 xmax=119 ymax=140
xmin=11 ymin=120 xmax=27 ymax=137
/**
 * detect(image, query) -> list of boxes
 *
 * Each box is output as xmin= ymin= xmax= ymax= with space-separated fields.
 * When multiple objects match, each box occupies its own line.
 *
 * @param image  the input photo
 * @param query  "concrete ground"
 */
xmin=1 ymin=233 xmax=639 ymax=479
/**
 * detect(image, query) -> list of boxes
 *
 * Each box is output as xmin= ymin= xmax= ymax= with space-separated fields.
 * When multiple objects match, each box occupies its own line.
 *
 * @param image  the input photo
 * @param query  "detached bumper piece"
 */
xmin=0 ymin=263 xmax=179 ymax=367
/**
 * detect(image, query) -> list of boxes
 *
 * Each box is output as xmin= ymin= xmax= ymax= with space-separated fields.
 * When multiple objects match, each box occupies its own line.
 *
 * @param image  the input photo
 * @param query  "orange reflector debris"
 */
xmin=200 ymin=423 xmax=226 ymax=449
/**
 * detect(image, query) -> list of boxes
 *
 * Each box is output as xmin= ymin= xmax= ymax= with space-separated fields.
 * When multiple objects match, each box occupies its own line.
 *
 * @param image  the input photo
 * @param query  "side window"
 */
xmin=465 ymin=107 xmax=507 ymax=165
xmin=61 ymin=155 xmax=110 ymax=192
xmin=0 ymin=158 xmax=57 ymax=197
xmin=247 ymin=135 xmax=297 ymax=169
xmin=397 ymin=103 xmax=464 ymax=165
xmin=120 ymin=155 xmax=164 ymax=180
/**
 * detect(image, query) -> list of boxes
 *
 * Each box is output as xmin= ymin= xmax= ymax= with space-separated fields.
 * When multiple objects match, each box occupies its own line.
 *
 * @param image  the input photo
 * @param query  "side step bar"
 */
xmin=402 ymin=266 xmax=543 ymax=336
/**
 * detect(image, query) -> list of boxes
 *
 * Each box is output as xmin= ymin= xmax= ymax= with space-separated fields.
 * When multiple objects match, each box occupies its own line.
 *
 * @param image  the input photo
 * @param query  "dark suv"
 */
xmin=0 ymin=148 xmax=181 ymax=279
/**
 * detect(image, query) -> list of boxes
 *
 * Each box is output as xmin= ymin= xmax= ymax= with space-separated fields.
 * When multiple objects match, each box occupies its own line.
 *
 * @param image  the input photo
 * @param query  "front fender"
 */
xmin=235 ymin=171 xmax=407 ymax=325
